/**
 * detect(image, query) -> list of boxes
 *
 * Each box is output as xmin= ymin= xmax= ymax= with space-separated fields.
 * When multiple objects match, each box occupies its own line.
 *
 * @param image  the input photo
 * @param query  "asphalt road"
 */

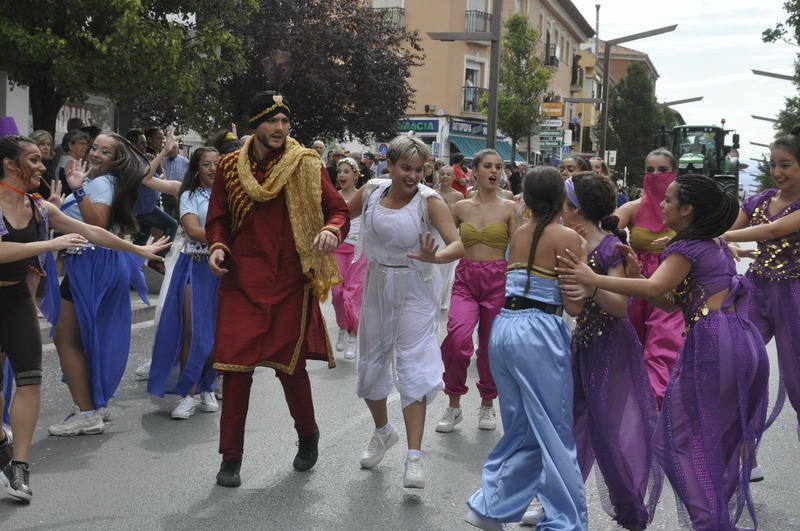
xmin=2 ymin=265 xmax=799 ymax=530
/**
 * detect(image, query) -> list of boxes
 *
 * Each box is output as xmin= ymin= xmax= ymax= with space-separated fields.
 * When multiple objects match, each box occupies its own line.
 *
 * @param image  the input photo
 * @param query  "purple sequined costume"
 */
xmin=742 ymin=189 xmax=800 ymax=433
xmin=572 ymin=235 xmax=662 ymax=530
xmin=657 ymin=239 xmax=768 ymax=530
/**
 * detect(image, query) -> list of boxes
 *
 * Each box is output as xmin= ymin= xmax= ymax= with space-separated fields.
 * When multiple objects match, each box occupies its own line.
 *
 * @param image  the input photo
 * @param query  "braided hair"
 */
xmin=522 ymin=166 xmax=565 ymax=293
xmin=671 ymin=174 xmax=739 ymax=242
xmin=571 ymin=171 xmax=628 ymax=244
xmin=0 ymin=135 xmax=35 ymax=179
xmin=771 ymin=124 xmax=800 ymax=162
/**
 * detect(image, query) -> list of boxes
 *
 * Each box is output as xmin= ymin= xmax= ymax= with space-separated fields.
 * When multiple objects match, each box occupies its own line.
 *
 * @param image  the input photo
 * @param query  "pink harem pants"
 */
xmin=629 ymin=250 xmax=685 ymax=408
xmin=441 ymin=259 xmax=507 ymax=400
xmin=332 ymin=242 xmax=368 ymax=334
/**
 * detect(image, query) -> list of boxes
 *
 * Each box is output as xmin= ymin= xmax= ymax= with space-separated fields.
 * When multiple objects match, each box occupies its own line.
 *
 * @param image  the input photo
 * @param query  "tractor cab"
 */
xmin=669 ymin=125 xmax=741 ymax=194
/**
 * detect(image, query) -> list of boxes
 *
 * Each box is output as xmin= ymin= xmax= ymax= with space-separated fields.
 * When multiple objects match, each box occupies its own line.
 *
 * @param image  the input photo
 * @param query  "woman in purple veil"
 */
xmin=557 ymin=174 xmax=769 ymax=530
xmin=561 ymin=172 xmax=662 ymax=530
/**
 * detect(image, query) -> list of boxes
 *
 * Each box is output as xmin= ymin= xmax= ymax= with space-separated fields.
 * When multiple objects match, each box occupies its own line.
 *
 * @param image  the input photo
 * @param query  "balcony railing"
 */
xmin=544 ymin=44 xmax=559 ymax=68
xmin=374 ymin=7 xmax=405 ymax=29
xmin=463 ymin=86 xmax=487 ymax=113
xmin=465 ymin=10 xmax=491 ymax=33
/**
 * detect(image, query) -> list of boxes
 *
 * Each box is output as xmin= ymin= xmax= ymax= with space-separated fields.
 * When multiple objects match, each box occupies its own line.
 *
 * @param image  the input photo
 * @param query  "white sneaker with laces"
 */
xmin=200 ymin=392 xmax=219 ymax=412
xmin=403 ymin=454 xmax=425 ymax=489
xmin=521 ymin=507 xmax=544 ymax=526
xmin=344 ymin=335 xmax=357 ymax=360
xmin=134 ymin=361 xmax=151 ymax=381
xmin=435 ymin=406 xmax=463 ymax=433
xmin=478 ymin=405 xmax=497 ymax=430
xmin=48 ymin=408 xmax=104 ymax=436
xmin=335 ymin=329 xmax=347 ymax=352
xmin=172 ymin=395 xmax=197 ymax=419
xmin=465 ymin=508 xmax=505 ymax=530
xmin=359 ymin=426 xmax=399 ymax=469
xmin=97 ymin=407 xmax=111 ymax=421
xmin=750 ymin=465 xmax=765 ymax=482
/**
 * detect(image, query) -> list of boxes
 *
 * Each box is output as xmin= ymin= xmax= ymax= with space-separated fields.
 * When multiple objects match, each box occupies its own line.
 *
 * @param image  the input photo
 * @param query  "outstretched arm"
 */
xmin=723 ymin=209 xmax=800 ymax=242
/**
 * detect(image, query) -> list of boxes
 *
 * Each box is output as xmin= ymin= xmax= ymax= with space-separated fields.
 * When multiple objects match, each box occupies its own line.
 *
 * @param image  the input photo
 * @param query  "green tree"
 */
xmin=0 ymin=0 xmax=257 ymax=134
xmin=482 ymin=13 xmax=551 ymax=162
xmin=218 ymin=0 xmax=424 ymax=145
xmin=751 ymin=155 xmax=776 ymax=192
xmin=604 ymin=62 xmax=662 ymax=186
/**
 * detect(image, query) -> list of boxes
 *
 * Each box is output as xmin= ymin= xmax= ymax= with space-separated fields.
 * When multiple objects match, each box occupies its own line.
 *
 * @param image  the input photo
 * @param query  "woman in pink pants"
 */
xmin=436 ymin=149 xmax=517 ymax=433
xmin=331 ymin=158 xmax=367 ymax=360
xmin=615 ymin=149 xmax=685 ymax=407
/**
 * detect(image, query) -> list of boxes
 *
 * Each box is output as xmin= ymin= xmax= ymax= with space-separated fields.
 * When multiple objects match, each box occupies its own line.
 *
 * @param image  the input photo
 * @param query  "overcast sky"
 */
xmin=571 ymin=0 xmax=797 ymax=189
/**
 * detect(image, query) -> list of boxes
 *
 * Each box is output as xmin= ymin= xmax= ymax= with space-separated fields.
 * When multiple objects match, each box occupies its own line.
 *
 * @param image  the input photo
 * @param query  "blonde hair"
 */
xmin=387 ymin=134 xmax=430 ymax=163
xmin=336 ymin=157 xmax=362 ymax=179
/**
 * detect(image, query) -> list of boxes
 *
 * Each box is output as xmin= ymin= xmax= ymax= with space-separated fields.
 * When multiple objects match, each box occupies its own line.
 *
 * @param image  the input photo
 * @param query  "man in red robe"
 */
xmin=206 ymin=91 xmax=350 ymax=487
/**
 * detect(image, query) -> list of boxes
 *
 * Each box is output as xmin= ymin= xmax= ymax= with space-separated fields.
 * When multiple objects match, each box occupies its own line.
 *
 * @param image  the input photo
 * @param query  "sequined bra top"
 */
xmin=573 ymin=235 xmax=625 ymax=346
xmin=460 ymin=222 xmax=509 ymax=249
xmin=742 ymin=189 xmax=800 ymax=281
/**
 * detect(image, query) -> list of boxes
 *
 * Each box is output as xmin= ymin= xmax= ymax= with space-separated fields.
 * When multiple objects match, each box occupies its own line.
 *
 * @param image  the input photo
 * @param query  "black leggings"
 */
xmin=0 ymin=282 xmax=42 ymax=387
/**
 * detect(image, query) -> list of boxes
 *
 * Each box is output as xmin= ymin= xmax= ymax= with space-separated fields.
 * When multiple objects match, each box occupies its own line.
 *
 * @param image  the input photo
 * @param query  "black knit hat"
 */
xmin=248 ymin=91 xmax=292 ymax=129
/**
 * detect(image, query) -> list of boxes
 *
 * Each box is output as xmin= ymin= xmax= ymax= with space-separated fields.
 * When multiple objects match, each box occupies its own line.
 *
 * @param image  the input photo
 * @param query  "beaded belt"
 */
xmin=63 ymin=245 xmax=93 ymax=256
xmin=189 ymin=253 xmax=210 ymax=263
xmin=504 ymin=296 xmax=563 ymax=316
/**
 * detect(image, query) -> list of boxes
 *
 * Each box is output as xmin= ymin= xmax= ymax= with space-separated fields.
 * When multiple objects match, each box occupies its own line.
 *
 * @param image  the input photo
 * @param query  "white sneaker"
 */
xmin=335 ymin=329 xmax=347 ymax=352
xmin=344 ymin=335 xmax=357 ymax=360
xmin=48 ymin=409 xmax=104 ymax=436
xmin=403 ymin=453 xmax=425 ymax=489
xmin=97 ymin=407 xmax=111 ymax=421
xmin=478 ymin=405 xmax=497 ymax=430
xmin=465 ymin=508 xmax=505 ymax=530
xmin=200 ymin=392 xmax=219 ymax=413
xmin=521 ymin=507 xmax=544 ymax=526
xmin=435 ymin=406 xmax=463 ymax=433
xmin=171 ymin=395 xmax=197 ymax=419
xmin=750 ymin=465 xmax=765 ymax=482
xmin=134 ymin=361 xmax=151 ymax=381
xmin=359 ymin=426 xmax=399 ymax=469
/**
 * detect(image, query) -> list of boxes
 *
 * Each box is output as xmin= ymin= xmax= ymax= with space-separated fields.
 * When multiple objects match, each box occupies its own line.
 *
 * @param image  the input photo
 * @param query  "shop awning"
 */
xmin=449 ymin=135 xmax=525 ymax=163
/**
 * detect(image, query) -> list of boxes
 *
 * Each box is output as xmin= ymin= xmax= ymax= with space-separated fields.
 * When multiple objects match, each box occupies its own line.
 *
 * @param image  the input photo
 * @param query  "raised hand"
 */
xmin=728 ymin=243 xmax=756 ymax=261
xmin=49 ymin=233 xmax=88 ymax=251
xmin=407 ymin=232 xmax=440 ymax=263
xmin=615 ymin=243 xmax=644 ymax=278
xmin=48 ymin=179 xmax=65 ymax=208
xmin=66 ymin=160 xmax=89 ymax=191
xmin=137 ymin=236 xmax=172 ymax=261
xmin=162 ymin=125 xmax=178 ymax=155
xmin=555 ymin=248 xmax=598 ymax=287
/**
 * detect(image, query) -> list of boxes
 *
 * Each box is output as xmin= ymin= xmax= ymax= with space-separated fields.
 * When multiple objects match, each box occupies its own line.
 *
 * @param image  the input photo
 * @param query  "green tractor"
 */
xmin=665 ymin=125 xmax=741 ymax=195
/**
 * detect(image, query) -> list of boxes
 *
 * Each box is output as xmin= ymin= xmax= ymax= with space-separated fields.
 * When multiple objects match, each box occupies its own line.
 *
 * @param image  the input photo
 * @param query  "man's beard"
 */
xmin=255 ymin=132 xmax=285 ymax=152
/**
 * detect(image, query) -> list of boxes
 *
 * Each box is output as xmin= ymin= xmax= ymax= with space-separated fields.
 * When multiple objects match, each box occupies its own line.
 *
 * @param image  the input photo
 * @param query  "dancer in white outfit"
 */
xmin=346 ymin=135 xmax=463 ymax=489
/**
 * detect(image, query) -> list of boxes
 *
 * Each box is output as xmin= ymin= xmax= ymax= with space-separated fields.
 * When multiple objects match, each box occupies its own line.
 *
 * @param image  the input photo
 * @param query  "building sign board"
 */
xmin=450 ymin=119 xmax=489 ymax=137
xmin=541 ymin=103 xmax=565 ymax=117
xmin=541 ymin=119 xmax=563 ymax=128
xmin=396 ymin=119 xmax=439 ymax=133
xmin=538 ymin=130 xmax=563 ymax=138
xmin=539 ymin=139 xmax=563 ymax=147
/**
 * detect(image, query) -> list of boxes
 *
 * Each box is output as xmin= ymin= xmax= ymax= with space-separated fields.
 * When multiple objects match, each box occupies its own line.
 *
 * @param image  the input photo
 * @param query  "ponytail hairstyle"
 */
xmin=0 ymin=135 xmax=35 ymax=180
xmin=179 ymin=147 xmax=219 ymax=199
xmin=671 ymin=174 xmax=739 ymax=243
xmin=571 ymin=171 xmax=628 ymax=244
xmin=95 ymin=133 xmax=150 ymax=235
xmin=770 ymin=124 xmax=800 ymax=162
xmin=522 ymin=166 xmax=566 ymax=293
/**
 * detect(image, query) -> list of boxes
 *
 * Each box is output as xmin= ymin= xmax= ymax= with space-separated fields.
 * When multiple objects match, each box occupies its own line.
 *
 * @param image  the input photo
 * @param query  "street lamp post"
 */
xmin=598 ymin=24 xmax=678 ymax=157
xmin=428 ymin=0 xmax=502 ymax=148
xmin=660 ymin=96 xmax=704 ymax=106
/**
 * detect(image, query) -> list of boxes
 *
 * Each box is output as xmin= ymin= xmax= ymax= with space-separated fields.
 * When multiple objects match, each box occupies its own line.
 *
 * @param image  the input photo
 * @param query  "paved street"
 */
xmin=2 ymin=263 xmax=800 ymax=530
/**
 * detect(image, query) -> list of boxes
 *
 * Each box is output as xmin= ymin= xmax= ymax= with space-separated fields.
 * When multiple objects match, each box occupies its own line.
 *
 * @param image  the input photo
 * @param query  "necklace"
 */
xmin=0 ymin=180 xmax=27 ymax=196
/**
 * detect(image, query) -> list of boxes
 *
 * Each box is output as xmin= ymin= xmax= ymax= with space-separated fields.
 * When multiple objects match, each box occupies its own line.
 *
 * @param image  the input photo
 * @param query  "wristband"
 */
xmin=73 ymin=186 xmax=86 ymax=203
xmin=589 ymin=287 xmax=599 ymax=299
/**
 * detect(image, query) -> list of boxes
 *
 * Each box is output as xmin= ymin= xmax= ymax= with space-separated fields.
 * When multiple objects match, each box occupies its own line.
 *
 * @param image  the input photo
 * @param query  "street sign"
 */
xmin=539 ymin=139 xmax=562 ymax=147
xmin=541 ymin=103 xmax=565 ymax=117
xmin=542 ymin=119 xmax=563 ymax=128
xmin=605 ymin=150 xmax=617 ymax=166
xmin=563 ymin=129 xmax=573 ymax=146
xmin=378 ymin=143 xmax=389 ymax=156
xmin=538 ymin=130 xmax=563 ymax=138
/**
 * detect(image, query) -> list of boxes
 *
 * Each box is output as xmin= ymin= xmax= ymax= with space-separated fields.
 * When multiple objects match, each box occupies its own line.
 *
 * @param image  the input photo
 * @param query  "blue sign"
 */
xmin=378 ymin=143 xmax=389 ymax=156
xmin=397 ymin=119 xmax=439 ymax=133
xmin=450 ymin=119 xmax=488 ymax=137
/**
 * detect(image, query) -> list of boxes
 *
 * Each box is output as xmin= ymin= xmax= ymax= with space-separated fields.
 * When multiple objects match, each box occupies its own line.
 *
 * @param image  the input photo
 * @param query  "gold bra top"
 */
xmin=507 ymin=263 xmax=558 ymax=280
xmin=460 ymin=222 xmax=509 ymax=250
xmin=629 ymin=226 xmax=675 ymax=253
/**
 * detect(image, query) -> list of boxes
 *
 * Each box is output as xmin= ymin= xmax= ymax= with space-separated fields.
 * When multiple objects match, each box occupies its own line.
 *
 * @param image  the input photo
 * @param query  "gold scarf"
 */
xmin=236 ymin=135 xmax=341 ymax=301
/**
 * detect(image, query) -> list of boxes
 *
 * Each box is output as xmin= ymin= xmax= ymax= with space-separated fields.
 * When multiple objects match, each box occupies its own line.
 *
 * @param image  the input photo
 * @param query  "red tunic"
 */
xmin=205 ymin=147 xmax=350 ymax=374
